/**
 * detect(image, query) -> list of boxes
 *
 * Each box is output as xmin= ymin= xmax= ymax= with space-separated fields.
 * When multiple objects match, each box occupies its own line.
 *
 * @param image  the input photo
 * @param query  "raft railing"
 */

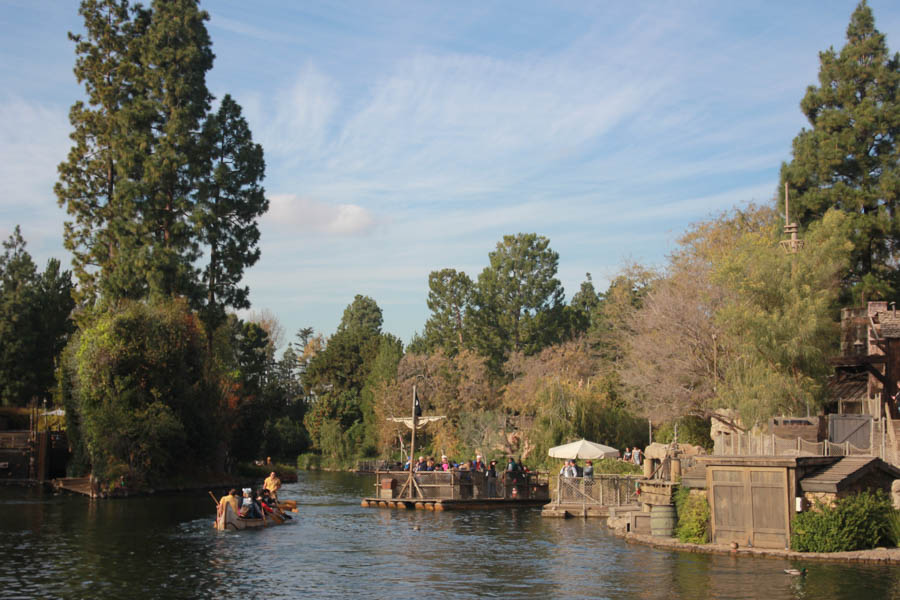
xmin=373 ymin=469 xmax=549 ymax=501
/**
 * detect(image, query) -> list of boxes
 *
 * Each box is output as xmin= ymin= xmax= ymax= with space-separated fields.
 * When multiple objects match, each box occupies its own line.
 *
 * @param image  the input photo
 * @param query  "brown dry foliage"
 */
xmin=373 ymin=350 xmax=495 ymax=456
xmin=246 ymin=308 xmax=285 ymax=349
xmin=621 ymin=260 xmax=725 ymax=421
xmin=502 ymin=338 xmax=598 ymax=415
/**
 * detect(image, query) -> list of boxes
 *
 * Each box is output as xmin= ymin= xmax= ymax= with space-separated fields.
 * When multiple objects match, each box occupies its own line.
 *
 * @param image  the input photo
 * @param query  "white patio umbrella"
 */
xmin=548 ymin=439 xmax=619 ymax=460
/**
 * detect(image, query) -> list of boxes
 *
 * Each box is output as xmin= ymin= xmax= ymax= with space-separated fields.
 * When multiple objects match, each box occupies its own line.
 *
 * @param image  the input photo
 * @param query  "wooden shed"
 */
xmin=696 ymin=455 xmax=899 ymax=549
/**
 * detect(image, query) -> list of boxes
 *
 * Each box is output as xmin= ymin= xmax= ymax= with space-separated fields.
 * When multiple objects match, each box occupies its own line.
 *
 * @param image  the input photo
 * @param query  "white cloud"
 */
xmin=264 ymin=193 xmax=376 ymax=235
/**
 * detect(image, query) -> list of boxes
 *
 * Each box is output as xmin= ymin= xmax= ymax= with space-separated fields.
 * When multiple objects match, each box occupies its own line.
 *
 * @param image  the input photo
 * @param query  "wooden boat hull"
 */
xmin=215 ymin=502 xmax=287 ymax=531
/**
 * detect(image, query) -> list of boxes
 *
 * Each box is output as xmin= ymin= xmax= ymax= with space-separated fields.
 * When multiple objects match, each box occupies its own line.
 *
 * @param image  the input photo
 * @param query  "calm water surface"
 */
xmin=1 ymin=471 xmax=898 ymax=599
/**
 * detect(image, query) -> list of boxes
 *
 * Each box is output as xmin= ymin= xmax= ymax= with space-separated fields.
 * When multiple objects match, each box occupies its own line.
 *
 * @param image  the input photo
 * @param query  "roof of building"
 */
xmin=799 ymin=456 xmax=900 ymax=493
xmin=876 ymin=311 xmax=900 ymax=338
xmin=826 ymin=371 xmax=868 ymax=404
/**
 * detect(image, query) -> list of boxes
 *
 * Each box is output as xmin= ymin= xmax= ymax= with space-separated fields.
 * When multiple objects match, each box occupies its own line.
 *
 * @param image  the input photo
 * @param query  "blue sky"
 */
xmin=2 ymin=1 xmax=899 ymax=346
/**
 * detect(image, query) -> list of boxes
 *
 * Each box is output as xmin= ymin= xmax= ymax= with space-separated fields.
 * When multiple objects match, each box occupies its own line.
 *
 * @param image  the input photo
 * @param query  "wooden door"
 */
xmin=708 ymin=467 xmax=789 ymax=549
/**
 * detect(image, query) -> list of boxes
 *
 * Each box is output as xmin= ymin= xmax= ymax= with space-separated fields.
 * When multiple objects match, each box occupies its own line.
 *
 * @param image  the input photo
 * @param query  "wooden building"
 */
xmin=694 ymin=455 xmax=900 ymax=549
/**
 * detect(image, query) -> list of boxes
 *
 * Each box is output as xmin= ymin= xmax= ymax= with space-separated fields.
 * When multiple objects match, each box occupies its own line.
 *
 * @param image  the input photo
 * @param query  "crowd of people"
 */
xmin=218 ymin=471 xmax=292 ymax=522
xmin=558 ymin=446 xmax=644 ymax=479
xmin=403 ymin=454 xmax=533 ymax=475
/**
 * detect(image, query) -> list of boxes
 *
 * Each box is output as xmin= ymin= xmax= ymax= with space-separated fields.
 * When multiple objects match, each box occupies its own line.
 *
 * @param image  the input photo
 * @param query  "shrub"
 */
xmin=885 ymin=509 xmax=900 ymax=548
xmin=237 ymin=461 xmax=298 ymax=482
xmin=69 ymin=300 xmax=216 ymax=486
xmin=297 ymin=453 xmax=322 ymax=470
xmin=591 ymin=458 xmax=642 ymax=475
xmin=653 ymin=416 xmax=713 ymax=451
xmin=791 ymin=490 xmax=894 ymax=552
xmin=673 ymin=486 xmax=710 ymax=544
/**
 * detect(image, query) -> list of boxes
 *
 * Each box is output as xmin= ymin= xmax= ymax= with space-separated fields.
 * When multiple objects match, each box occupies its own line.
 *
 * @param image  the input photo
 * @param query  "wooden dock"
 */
xmin=361 ymin=497 xmax=547 ymax=510
xmin=540 ymin=474 xmax=643 ymax=518
xmin=540 ymin=502 xmax=640 ymax=518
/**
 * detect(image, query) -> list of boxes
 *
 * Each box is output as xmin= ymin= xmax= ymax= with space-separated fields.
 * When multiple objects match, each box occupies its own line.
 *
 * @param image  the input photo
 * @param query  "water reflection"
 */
xmin=0 ymin=473 xmax=898 ymax=599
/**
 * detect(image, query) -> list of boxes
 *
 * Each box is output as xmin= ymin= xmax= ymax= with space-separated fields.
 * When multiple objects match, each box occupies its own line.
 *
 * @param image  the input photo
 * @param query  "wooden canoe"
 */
xmin=214 ymin=502 xmax=288 ymax=531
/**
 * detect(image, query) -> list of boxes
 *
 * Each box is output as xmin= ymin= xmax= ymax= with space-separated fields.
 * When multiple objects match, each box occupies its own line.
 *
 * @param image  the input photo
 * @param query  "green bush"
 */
xmin=791 ymin=490 xmax=894 ymax=552
xmin=591 ymin=458 xmax=641 ymax=475
xmin=886 ymin=510 xmax=900 ymax=547
xmin=297 ymin=452 xmax=322 ymax=470
xmin=673 ymin=486 xmax=710 ymax=544
xmin=653 ymin=416 xmax=713 ymax=451
xmin=236 ymin=461 xmax=298 ymax=482
xmin=68 ymin=300 xmax=216 ymax=487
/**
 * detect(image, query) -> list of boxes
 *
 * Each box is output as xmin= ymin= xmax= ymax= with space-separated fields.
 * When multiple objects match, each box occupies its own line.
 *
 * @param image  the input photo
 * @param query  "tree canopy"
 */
xmin=780 ymin=0 xmax=900 ymax=301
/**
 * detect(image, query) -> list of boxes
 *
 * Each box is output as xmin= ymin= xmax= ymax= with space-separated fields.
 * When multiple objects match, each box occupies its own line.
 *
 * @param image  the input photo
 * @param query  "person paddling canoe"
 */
xmin=263 ymin=471 xmax=282 ymax=500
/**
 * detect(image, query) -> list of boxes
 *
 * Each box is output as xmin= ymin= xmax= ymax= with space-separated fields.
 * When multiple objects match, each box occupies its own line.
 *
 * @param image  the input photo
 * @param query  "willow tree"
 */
xmin=622 ymin=206 xmax=852 ymax=428
xmin=780 ymin=1 xmax=900 ymax=301
xmin=713 ymin=209 xmax=853 ymax=426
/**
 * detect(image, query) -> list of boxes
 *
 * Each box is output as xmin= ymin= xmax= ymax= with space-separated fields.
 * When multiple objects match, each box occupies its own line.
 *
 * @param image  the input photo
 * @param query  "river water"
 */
xmin=1 ymin=471 xmax=898 ymax=599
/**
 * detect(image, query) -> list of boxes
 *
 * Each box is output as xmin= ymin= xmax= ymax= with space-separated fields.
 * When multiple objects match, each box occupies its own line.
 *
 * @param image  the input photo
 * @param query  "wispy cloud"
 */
xmin=0 ymin=96 xmax=69 ymax=210
xmin=264 ymin=194 xmax=376 ymax=236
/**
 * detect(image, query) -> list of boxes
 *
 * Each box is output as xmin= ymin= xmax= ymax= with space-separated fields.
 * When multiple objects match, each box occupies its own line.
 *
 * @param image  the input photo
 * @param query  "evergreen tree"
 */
xmin=780 ymin=1 xmax=900 ymax=300
xmin=195 ymin=94 xmax=268 ymax=347
xmin=138 ymin=0 xmax=214 ymax=300
xmin=55 ymin=0 xmax=149 ymax=306
xmin=566 ymin=272 xmax=601 ymax=338
xmin=337 ymin=294 xmax=383 ymax=336
xmin=469 ymin=233 xmax=565 ymax=371
xmin=0 ymin=228 xmax=74 ymax=406
xmin=421 ymin=268 xmax=473 ymax=356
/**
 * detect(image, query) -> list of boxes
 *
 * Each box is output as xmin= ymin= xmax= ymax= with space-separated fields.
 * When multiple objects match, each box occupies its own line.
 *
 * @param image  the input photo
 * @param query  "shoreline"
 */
xmin=611 ymin=528 xmax=900 ymax=565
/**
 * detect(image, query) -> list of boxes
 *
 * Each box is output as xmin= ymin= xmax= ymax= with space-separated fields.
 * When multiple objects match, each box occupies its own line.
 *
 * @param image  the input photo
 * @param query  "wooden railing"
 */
xmin=374 ymin=469 xmax=549 ymax=500
xmin=554 ymin=475 xmax=641 ymax=507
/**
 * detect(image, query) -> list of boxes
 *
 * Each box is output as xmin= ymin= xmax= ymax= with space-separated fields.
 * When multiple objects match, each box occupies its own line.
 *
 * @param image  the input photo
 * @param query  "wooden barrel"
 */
xmin=650 ymin=504 xmax=676 ymax=537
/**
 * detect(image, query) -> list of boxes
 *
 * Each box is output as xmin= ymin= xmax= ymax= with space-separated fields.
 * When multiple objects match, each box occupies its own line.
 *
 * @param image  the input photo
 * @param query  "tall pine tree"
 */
xmin=195 ymin=94 xmax=267 ymax=347
xmin=139 ymin=0 xmax=214 ymax=300
xmin=780 ymin=1 xmax=900 ymax=301
xmin=55 ymin=0 xmax=149 ymax=307
xmin=469 ymin=233 xmax=565 ymax=372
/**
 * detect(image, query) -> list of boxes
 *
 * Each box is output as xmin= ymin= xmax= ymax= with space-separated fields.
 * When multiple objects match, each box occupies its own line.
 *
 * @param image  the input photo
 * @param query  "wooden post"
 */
xmin=407 ymin=381 xmax=419 ymax=499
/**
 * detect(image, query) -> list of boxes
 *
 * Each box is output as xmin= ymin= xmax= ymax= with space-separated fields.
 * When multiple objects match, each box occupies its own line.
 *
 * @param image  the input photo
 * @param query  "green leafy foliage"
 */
xmin=673 ymin=486 xmax=710 ymax=544
xmin=590 ymin=458 xmax=641 ymax=475
xmin=653 ymin=417 xmax=713 ymax=451
xmin=713 ymin=209 xmax=852 ymax=425
xmin=791 ymin=490 xmax=894 ymax=552
xmin=421 ymin=268 xmax=474 ymax=357
xmin=57 ymin=1 xmax=267 ymax=314
xmin=886 ymin=510 xmax=900 ymax=547
xmin=195 ymin=94 xmax=268 ymax=346
xmin=68 ymin=299 xmax=216 ymax=485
